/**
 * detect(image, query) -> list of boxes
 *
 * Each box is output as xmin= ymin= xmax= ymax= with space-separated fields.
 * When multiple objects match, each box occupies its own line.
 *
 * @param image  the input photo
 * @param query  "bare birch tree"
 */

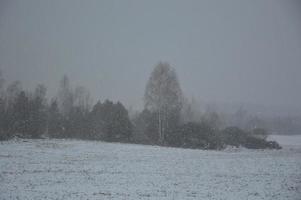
xmin=144 ymin=62 xmax=183 ymax=144
xmin=57 ymin=75 xmax=74 ymax=117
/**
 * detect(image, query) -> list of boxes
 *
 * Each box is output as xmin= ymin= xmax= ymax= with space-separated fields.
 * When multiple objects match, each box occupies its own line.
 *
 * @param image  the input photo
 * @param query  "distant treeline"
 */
xmin=0 ymin=74 xmax=132 ymax=142
xmin=0 ymin=64 xmax=281 ymax=149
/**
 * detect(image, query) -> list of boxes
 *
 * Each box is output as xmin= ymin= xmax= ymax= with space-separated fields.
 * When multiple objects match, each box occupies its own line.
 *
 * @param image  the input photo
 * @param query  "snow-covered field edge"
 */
xmin=0 ymin=135 xmax=300 ymax=200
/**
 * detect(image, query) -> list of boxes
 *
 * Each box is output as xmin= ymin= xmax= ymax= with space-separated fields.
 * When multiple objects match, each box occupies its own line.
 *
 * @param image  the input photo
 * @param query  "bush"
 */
xmin=177 ymin=122 xmax=225 ymax=150
xmin=244 ymin=136 xmax=268 ymax=149
xmin=0 ymin=132 xmax=10 ymax=141
xmin=244 ymin=136 xmax=281 ymax=149
xmin=222 ymin=127 xmax=247 ymax=147
xmin=266 ymin=141 xmax=282 ymax=149
xmin=222 ymin=126 xmax=281 ymax=149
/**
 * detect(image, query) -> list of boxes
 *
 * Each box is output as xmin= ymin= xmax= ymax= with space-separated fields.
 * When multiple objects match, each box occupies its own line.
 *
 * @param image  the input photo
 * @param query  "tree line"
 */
xmin=131 ymin=62 xmax=280 ymax=149
xmin=0 ymin=73 xmax=132 ymax=142
xmin=0 ymin=64 xmax=281 ymax=149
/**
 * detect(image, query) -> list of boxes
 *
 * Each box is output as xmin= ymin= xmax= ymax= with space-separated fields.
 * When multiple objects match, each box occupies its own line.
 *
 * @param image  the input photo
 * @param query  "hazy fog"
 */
xmin=0 ymin=0 xmax=300 ymax=112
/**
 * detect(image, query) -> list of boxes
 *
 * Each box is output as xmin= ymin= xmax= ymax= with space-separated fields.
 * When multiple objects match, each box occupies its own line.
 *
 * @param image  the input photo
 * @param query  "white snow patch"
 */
xmin=0 ymin=138 xmax=300 ymax=200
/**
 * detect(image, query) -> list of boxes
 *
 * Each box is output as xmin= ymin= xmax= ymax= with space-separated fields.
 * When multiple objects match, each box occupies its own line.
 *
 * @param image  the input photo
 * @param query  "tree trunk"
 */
xmin=158 ymin=110 xmax=162 ymax=144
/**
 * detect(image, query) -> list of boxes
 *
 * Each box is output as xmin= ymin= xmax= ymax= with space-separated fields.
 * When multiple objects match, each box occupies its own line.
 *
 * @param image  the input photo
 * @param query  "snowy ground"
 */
xmin=0 ymin=136 xmax=300 ymax=200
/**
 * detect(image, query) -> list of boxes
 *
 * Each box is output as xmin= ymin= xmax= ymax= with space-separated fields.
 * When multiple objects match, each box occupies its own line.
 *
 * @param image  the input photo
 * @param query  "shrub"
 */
xmin=244 ymin=136 xmax=268 ymax=149
xmin=178 ymin=122 xmax=225 ymax=150
xmin=222 ymin=126 xmax=281 ymax=149
xmin=222 ymin=127 xmax=248 ymax=147
xmin=266 ymin=141 xmax=282 ymax=149
xmin=244 ymin=136 xmax=281 ymax=149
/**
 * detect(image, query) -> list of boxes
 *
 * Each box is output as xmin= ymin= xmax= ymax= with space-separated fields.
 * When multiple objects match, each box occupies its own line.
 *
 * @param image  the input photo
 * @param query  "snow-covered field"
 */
xmin=0 ymin=136 xmax=300 ymax=200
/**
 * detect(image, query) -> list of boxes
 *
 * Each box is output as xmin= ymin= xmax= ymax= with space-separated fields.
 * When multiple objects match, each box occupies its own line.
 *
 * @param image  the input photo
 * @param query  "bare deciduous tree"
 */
xmin=144 ymin=62 xmax=183 ymax=144
xmin=58 ymin=75 xmax=74 ymax=117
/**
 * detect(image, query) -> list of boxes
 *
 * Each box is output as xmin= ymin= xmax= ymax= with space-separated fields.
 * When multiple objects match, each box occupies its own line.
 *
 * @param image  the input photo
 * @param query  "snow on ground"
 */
xmin=0 ymin=137 xmax=300 ymax=200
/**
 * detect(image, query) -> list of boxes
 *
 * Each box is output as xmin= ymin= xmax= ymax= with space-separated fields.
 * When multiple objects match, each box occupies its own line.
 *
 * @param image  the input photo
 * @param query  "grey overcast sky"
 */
xmin=0 ymin=0 xmax=300 ymax=110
